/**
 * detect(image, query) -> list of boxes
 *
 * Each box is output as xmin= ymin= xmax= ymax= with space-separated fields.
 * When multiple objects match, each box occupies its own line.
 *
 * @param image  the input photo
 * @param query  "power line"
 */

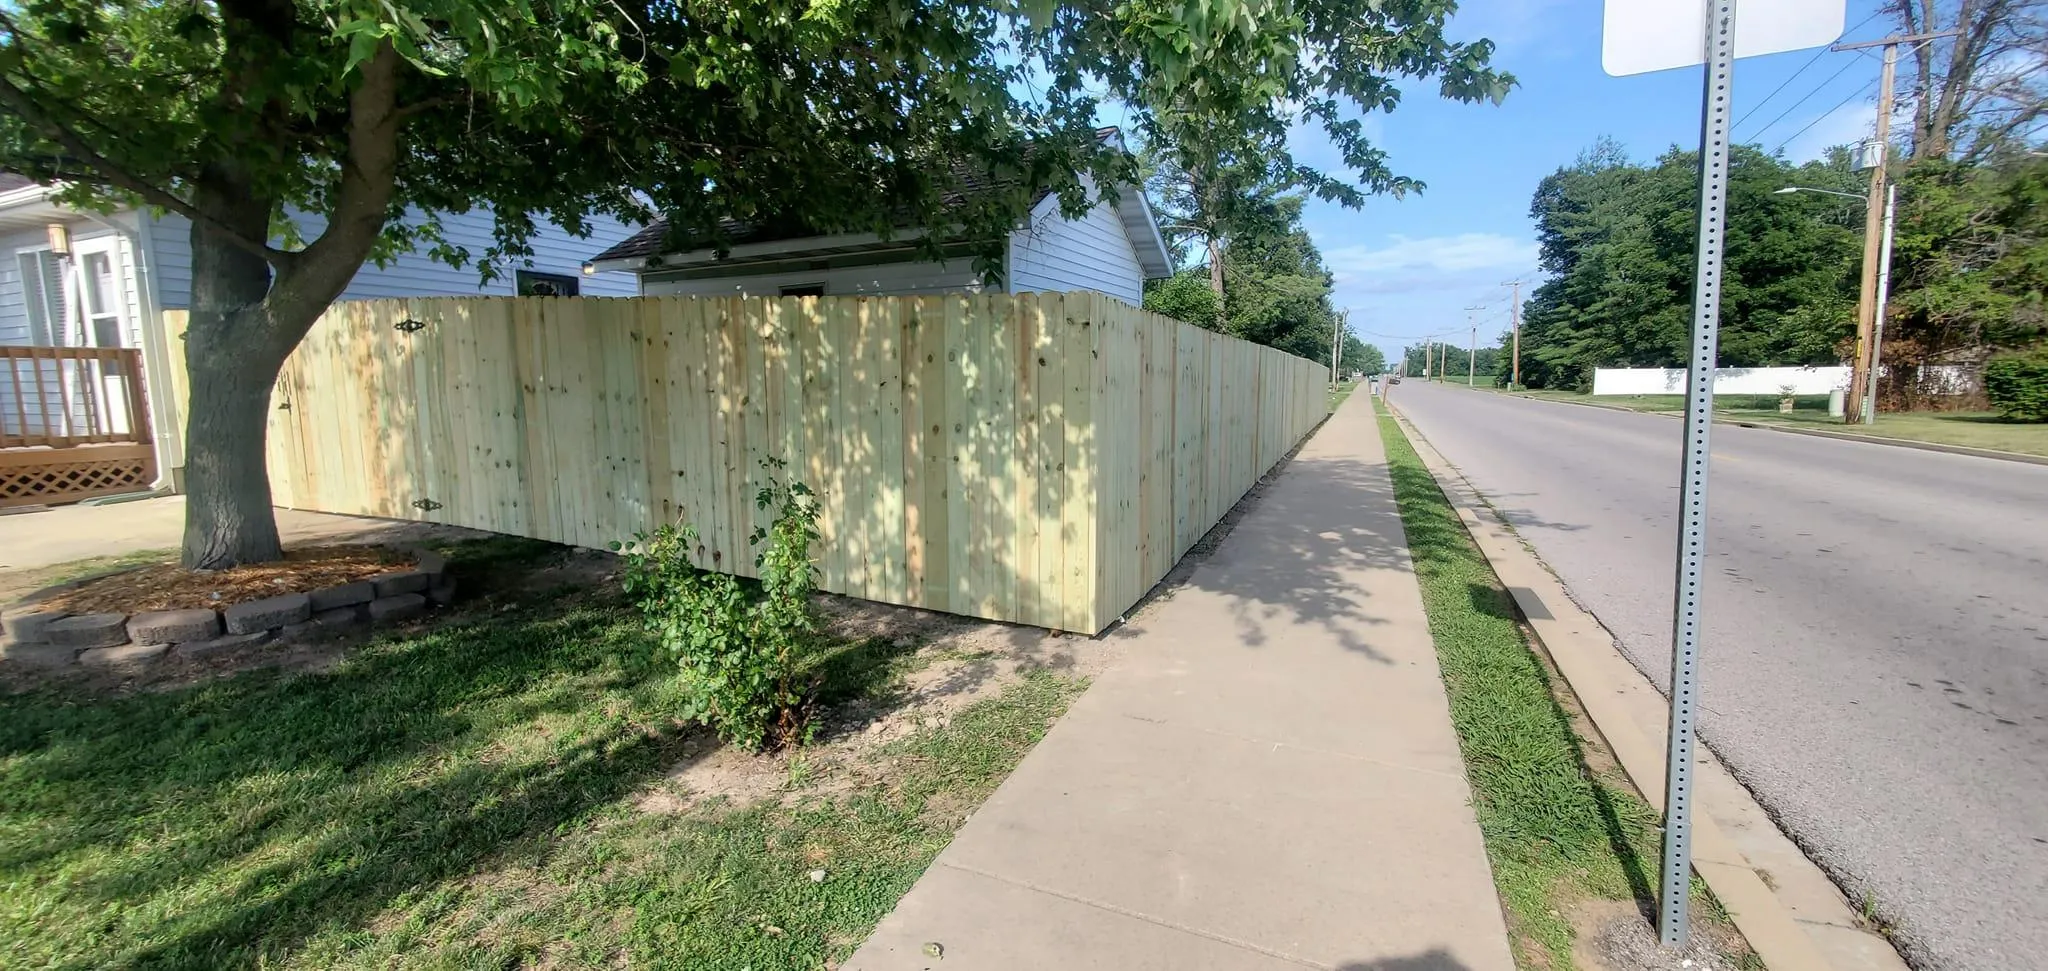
xmin=1743 ymin=56 xmax=1865 ymax=144
xmin=1772 ymin=78 xmax=1881 ymax=157
xmin=1732 ymin=8 xmax=1883 ymax=134
xmin=1734 ymin=49 xmax=1833 ymax=133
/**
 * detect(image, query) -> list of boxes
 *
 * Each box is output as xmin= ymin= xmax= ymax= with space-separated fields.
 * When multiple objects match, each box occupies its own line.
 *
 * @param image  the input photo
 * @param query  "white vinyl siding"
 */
xmin=1 ymin=218 xmax=140 ymax=347
xmin=0 ymin=216 xmax=149 ymax=439
xmin=1007 ymin=198 xmax=1145 ymax=304
xmin=146 ymin=210 xmax=193 ymax=311
xmin=642 ymin=259 xmax=986 ymax=297
xmin=147 ymin=208 xmax=643 ymax=309
xmin=1 ymin=227 xmax=61 ymax=346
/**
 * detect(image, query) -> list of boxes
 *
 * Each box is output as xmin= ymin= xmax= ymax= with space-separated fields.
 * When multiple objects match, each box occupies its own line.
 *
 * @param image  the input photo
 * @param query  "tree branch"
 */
xmin=267 ymin=39 xmax=404 ymax=330
xmin=394 ymin=93 xmax=467 ymax=120
xmin=0 ymin=74 xmax=290 ymax=268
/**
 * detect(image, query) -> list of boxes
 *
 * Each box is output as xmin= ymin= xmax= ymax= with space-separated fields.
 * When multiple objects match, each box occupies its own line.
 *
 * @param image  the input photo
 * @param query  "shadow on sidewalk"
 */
xmin=1338 ymin=949 xmax=1471 ymax=970
xmin=1120 ymin=435 xmax=1417 ymax=665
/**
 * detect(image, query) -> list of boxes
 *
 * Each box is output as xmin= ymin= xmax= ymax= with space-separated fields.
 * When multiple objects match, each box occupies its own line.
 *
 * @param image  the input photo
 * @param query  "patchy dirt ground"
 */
xmin=36 ymin=545 xmax=415 ymax=615
xmin=625 ymin=433 xmax=1333 ymax=817
xmin=1572 ymin=899 xmax=1747 ymax=971
xmin=637 ymin=596 xmax=1122 ymax=815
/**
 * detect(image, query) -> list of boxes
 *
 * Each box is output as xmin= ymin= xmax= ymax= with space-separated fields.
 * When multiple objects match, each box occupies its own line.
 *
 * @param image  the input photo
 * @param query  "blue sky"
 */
xmin=1310 ymin=0 xmax=1902 ymax=366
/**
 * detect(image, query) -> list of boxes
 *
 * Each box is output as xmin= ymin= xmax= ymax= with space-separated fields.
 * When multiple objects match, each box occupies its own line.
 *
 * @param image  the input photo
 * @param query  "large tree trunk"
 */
xmin=178 ymin=40 xmax=404 ymax=568
xmin=181 ymin=322 xmax=296 ymax=568
xmin=179 ymin=169 xmax=299 ymax=568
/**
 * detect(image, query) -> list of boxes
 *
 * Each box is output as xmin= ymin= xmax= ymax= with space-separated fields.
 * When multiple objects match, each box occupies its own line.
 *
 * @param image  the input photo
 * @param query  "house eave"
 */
xmin=0 ymin=183 xmax=70 ymax=234
xmin=588 ymin=228 xmax=936 ymax=275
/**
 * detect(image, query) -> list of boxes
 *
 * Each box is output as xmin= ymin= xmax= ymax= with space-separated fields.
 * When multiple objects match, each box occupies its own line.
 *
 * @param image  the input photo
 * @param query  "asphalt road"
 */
xmin=1389 ymin=381 xmax=2048 ymax=971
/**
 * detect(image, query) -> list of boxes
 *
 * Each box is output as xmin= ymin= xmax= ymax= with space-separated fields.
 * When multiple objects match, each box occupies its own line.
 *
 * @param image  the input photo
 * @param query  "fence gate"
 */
xmin=0 ymin=346 xmax=156 ymax=507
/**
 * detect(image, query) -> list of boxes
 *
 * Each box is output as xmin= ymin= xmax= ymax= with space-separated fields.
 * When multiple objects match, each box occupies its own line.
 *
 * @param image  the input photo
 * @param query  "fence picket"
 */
xmin=180 ymin=295 xmax=1320 ymax=632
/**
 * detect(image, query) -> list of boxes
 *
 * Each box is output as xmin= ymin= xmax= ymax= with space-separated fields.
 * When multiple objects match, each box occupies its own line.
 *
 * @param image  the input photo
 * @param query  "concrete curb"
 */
xmin=1383 ymin=401 xmax=1910 ymax=971
xmin=1498 ymin=391 xmax=2048 ymax=466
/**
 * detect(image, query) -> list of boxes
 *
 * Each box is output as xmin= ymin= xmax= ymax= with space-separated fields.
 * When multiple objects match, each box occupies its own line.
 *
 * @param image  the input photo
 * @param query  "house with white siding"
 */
xmin=0 ymin=172 xmax=640 ymax=502
xmin=584 ymin=131 xmax=1172 ymax=303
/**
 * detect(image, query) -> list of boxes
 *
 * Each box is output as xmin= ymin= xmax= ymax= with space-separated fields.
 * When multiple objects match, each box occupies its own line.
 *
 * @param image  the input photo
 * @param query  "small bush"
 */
xmin=620 ymin=461 xmax=823 ymax=750
xmin=1985 ymin=347 xmax=2048 ymax=422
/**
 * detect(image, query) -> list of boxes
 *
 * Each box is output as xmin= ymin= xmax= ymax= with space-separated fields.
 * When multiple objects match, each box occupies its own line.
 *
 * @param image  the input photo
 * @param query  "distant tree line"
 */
xmin=1400 ymin=343 xmax=1502 ymax=382
xmin=1143 ymin=190 xmax=1373 ymax=365
xmin=1513 ymin=1 xmax=2046 ymax=407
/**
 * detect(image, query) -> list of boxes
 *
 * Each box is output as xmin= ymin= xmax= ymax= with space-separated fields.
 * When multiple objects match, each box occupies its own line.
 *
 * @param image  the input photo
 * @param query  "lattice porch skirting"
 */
xmin=0 ymin=443 xmax=156 ymax=508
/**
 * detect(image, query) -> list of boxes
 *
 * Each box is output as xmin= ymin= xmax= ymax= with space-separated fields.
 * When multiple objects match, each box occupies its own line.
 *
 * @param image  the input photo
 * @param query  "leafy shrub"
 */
xmin=619 ymin=461 xmax=823 ymax=750
xmin=1984 ymin=347 xmax=2048 ymax=422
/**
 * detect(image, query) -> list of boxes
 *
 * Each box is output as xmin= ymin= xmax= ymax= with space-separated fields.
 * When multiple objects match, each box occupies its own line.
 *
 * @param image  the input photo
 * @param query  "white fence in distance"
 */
xmin=1581 ymin=364 xmax=1982 ymax=397
xmin=1591 ymin=365 xmax=1980 ymax=397
xmin=1592 ymin=366 xmax=1846 ymax=396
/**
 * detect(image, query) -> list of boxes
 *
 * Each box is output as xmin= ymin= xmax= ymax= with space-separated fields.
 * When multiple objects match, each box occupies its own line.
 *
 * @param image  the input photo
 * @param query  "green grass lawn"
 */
xmin=0 ymin=541 xmax=1079 ymax=970
xmin=1327 ymin=379 xmax=1358 ymax=411
xmin=1508 ymin=389 xmax=2048 ymax=457
xmin=1372 ymin=397 xmax=1748 ymax=969
xmin=1740 ymin=409 xmax=2048 ymax=457
xmin=1510 ymin=390 xmax=1835 ymax=414
xmin=0 ymin=547 xmax=180 ymax=602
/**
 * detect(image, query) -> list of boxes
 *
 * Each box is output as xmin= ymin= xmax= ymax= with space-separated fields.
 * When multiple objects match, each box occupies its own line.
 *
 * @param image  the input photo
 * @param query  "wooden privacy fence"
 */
xmin=169 ymin=293 xmax=1325 ymax=632
xmin=1 ymin=346 xmax=156 ymax=508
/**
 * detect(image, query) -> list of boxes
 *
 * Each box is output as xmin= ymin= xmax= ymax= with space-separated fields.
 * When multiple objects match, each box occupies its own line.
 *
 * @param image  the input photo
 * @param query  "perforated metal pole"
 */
xmin=1660 ymin=0 xmax=1736 ymax=949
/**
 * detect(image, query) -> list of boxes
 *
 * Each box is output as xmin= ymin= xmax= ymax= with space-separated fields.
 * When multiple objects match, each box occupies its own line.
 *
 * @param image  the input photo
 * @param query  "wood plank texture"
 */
xmin=236 ymin=294 xmax=1321 ymax=632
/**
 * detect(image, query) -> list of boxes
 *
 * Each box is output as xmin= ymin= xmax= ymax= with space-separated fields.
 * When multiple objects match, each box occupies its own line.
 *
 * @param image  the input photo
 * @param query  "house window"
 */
xmin=515 ymin=270 xmax=580 ymax=297
xmin=779 ymin=283 xmax=826 ymax=297
xmin=78 ymin=249 xmax=127 ymax=348
xmin=15 ymin=249 xmax=65 ymax=345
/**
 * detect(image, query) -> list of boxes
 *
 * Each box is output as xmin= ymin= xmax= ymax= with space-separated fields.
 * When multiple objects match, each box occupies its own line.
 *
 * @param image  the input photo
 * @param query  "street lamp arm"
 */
xmin=1773 ymin=186 xmax=1867 ymax=202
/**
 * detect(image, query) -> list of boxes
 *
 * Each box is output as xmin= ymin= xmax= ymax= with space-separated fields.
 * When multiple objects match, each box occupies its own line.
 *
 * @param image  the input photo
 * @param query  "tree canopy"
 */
xmin=1512 ymin=139 xmax=2046 ymax=398
xmin=1513 ymin=142 xmax=1864 ymax=390
xmin=1109 ymin=0 xmax=1512 ymax=318
xmin=1 ymin=0 xmax=1510 ymax=567
xmin=1144 ymin=193 xmax=1356 ymax=365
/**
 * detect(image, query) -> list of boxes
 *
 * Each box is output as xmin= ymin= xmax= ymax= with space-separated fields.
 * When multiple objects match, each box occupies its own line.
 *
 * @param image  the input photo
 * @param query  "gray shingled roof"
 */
xmin=0 ymin=173 xmax=40 ymax=193
xmin=590 ymin=128 xmax=1122 ymax=266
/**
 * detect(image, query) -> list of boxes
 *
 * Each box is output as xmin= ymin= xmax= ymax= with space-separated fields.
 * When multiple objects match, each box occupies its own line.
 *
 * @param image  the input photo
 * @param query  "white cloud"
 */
xmin=1326 ymin=232 xmax=1539 ymax=291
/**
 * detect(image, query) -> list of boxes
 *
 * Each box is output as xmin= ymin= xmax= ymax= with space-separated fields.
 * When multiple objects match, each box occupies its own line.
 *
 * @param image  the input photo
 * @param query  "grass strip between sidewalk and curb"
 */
xmin=1372 ymin=397 xmax=1755 ymax=971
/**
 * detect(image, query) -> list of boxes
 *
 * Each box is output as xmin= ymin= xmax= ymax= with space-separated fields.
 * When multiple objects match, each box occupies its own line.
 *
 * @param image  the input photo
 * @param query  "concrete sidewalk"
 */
xmin=848 ymin=392 xmax=1513 ymax=971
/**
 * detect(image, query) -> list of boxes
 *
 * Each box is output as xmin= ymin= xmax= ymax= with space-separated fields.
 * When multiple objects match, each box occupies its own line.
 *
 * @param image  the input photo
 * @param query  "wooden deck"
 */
xmin=1 ymin=346 xmax=156 ymax=507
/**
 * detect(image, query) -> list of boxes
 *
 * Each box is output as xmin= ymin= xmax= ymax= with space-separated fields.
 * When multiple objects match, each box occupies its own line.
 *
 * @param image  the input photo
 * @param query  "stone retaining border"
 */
xmin=0 ymin=546 xmax=456 ymax=669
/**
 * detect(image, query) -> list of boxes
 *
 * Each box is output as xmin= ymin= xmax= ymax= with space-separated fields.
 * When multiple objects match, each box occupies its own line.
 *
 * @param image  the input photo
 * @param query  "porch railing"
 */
xmin=0 ymin=345 xmax=151 ymax=449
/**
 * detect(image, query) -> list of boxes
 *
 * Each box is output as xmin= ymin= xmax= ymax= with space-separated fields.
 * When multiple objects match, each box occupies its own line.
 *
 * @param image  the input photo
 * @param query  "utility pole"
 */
xmin=1864 ymin=182 xmax=1899 ymax=424
xmin=1330 ymin=311 xmax=1347 ymax=391
xmin=1836 ymin=29 xmax=1955 ymax=423
xmin=1847 ymin=42 xmax=1894 ymax=424
xmin=1503 ymin=280 xmax=1523 ymax=389
xmin=1465 ymin=306 xmax=1483 ymax=387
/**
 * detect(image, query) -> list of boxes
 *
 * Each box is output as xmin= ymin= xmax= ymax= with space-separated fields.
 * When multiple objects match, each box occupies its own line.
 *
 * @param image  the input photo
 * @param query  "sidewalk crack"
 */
xmin=937 ymin=861 xmax=1337 ymax=969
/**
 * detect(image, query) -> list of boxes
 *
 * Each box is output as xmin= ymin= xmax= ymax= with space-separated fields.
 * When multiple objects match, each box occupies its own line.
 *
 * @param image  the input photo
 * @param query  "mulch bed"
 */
xmin=39 ymin=546 xmax=415 ymax=615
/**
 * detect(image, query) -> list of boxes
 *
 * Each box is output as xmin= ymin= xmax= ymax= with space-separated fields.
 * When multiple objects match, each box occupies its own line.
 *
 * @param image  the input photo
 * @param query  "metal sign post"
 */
xmin=1656 ymin=0 xmax=1737 ymax=945
xmin=1601 ymin=0 xmax=1844 ymax=948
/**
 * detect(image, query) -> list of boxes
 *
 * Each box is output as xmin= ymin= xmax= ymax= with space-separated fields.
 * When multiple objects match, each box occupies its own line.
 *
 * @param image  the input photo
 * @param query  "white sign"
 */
xmin=1603 ymin=0 xmax=1846 ymax=76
